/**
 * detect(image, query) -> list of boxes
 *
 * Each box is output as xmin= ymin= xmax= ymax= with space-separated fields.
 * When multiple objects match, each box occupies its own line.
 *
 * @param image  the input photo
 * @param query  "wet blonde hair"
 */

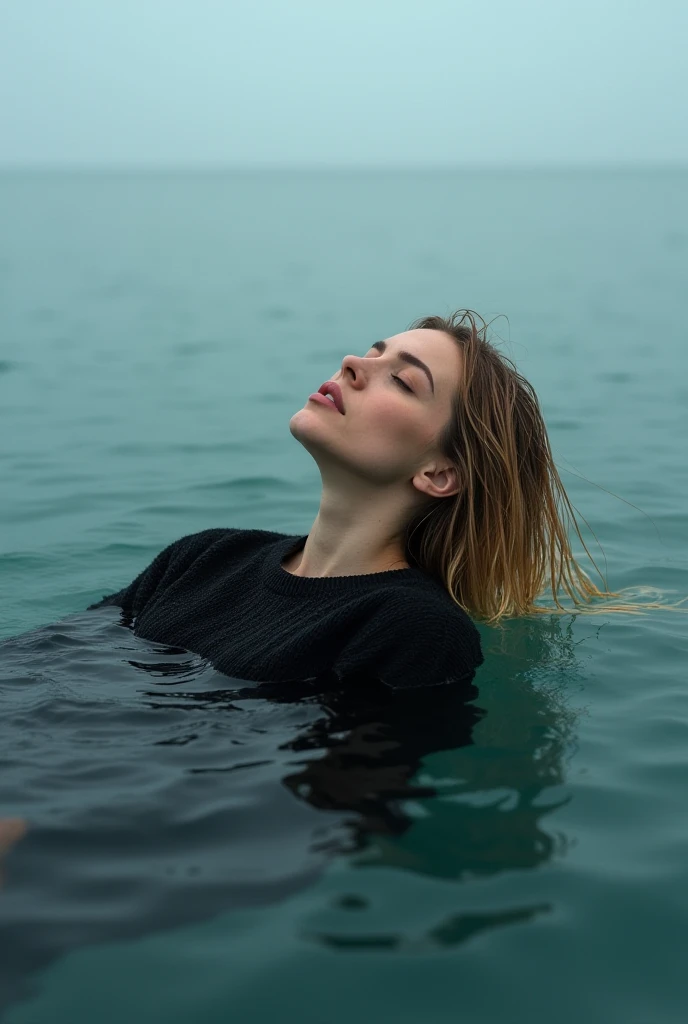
xmin=403 ymin=309 xmax=687 ymax=626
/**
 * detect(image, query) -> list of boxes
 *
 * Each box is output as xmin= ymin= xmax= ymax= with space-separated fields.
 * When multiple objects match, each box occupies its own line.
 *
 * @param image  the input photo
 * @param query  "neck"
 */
xmin=284 ymin=486 xmax=414 ymax=578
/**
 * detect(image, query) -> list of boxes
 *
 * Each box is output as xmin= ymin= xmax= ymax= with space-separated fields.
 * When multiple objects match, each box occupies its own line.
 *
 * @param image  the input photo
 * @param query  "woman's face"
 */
xmin=289 ymin=328 xmax=463 ymax=488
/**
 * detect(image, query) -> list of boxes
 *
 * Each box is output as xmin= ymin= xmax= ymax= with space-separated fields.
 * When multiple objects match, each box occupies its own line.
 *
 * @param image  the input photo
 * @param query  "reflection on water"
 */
xmin=0 ymin=607 xmax=583 ymax=1008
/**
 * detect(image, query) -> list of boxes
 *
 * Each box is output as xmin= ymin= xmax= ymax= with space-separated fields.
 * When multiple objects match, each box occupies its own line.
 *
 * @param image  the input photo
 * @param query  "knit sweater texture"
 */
xmin=87 ymin=528 xmax=484 ymax=691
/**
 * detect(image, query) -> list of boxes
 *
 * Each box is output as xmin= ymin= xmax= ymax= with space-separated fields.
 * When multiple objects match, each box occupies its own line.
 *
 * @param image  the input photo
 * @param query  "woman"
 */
xmin=84 ymin=309 xmax=647 ymax=691
xmin=1 ymin=309 xmax=682 ymax=901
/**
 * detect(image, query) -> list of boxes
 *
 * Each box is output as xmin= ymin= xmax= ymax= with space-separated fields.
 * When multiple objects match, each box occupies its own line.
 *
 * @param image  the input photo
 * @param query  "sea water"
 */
xmin=0 ymin=168 xmax=687 ymax=1023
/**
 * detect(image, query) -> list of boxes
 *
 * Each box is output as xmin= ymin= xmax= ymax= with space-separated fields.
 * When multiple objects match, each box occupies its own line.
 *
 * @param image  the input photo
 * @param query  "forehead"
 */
xmin=387 ymin=328 xmax=454 ymax=350
xmin=386 ymin=328 xmax=462 ymax=382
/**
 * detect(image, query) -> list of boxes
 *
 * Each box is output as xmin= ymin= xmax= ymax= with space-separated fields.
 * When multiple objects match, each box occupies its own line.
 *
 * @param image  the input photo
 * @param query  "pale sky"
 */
xmin=1 ymin=0 xmax=686 ymax=167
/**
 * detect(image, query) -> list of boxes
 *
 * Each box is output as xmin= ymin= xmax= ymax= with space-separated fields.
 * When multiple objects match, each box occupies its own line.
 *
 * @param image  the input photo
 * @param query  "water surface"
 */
xmin=1 ymin=169 xmax=687 ymax=1023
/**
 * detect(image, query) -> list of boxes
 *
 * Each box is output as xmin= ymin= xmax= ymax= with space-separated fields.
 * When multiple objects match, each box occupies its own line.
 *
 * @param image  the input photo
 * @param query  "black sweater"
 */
xmin=87 ymin=528 xmax=484 ymax=691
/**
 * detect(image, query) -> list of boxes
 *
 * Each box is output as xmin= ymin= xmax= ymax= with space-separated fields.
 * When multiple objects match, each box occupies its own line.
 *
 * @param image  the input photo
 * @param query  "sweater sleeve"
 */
xmin=86 ymin=528 xmax=231 ymax=617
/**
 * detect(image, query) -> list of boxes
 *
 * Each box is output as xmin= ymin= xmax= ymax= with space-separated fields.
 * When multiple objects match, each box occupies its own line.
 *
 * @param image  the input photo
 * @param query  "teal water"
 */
xmin=1 ymin=169 xmax=687 ymax=1022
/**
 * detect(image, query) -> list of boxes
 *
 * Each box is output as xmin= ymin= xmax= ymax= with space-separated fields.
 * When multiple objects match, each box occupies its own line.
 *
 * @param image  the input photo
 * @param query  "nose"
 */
xmin=335 ymin=353 xmax=368 ymax=389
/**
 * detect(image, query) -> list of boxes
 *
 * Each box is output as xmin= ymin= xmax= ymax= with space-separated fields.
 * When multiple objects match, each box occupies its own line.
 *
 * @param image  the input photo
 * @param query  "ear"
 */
xmin=411 ymin=463 xmax=460 ymax=500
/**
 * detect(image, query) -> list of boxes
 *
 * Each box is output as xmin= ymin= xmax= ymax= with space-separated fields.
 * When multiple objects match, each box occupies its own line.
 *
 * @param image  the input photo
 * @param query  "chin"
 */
xmin=288 ymin=407 xmax=322 ymax=446
xmin=288 ymin=407 xmax=309 ymax=437
xmin=289 ymin=402 xmax=333 ymax=431
xmin=288 ymin=408 xmax=344 ymax=463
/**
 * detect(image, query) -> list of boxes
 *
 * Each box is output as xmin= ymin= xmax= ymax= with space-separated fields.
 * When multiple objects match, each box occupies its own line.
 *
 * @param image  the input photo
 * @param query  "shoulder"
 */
xmin=344 ymin=582 xmax=484 ymax=692
xmin=384 ymin=585 xmax=483 ymax=658
xmin=165 ymin=527 xmax=288 ymax=561
xmin=158 ymin=527 xmax=301 ymax=582
xmin=168 ymin=527 xmax=235 ymax=555
xmin=87 ymin=527 xmax=292 ymax=613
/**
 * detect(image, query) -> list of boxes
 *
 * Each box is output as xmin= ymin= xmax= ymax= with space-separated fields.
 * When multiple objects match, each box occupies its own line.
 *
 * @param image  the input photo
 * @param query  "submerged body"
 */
xmin=87 ymin=527 xmax=484 ymax=690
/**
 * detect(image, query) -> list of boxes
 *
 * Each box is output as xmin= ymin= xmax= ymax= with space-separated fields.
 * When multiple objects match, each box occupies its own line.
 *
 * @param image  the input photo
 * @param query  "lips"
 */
xmin=317 ymin=380 xmax=345 ymax=414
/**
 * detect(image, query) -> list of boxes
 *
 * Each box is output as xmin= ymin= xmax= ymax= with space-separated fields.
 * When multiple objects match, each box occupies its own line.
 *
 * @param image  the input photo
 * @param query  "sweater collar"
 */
xmin=262 ymin=533 xmax=423 ymax=597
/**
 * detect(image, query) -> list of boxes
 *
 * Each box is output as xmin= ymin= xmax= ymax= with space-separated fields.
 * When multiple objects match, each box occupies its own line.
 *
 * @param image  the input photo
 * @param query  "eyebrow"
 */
xmin=371 ymin=340 xmax=435 ymax=394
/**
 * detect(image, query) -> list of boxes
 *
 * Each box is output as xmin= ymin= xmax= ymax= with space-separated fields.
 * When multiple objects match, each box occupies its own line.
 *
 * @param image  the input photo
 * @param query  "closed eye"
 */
xmin=363 ymin=346 xmax=415 ymax=394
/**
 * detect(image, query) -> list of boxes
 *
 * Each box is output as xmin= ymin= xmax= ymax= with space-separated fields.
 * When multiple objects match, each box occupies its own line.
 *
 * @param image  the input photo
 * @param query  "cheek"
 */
xmin=355 ymin=395 xmax=431 ymax=454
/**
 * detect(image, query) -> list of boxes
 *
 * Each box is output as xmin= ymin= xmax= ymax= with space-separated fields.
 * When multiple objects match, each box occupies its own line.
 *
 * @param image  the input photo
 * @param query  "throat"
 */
xmin=281 ymin=546 xmax=410 ymax=578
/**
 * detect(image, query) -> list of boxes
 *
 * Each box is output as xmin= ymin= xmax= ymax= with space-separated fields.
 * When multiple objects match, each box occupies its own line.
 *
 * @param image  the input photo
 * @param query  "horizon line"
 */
xmin=0 ymin=159 xmax=686 ymax=174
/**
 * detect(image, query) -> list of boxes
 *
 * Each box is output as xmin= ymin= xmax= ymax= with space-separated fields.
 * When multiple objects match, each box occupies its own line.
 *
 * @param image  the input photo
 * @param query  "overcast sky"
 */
xmin=1 ymin=0 xmax=686 ymax=167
